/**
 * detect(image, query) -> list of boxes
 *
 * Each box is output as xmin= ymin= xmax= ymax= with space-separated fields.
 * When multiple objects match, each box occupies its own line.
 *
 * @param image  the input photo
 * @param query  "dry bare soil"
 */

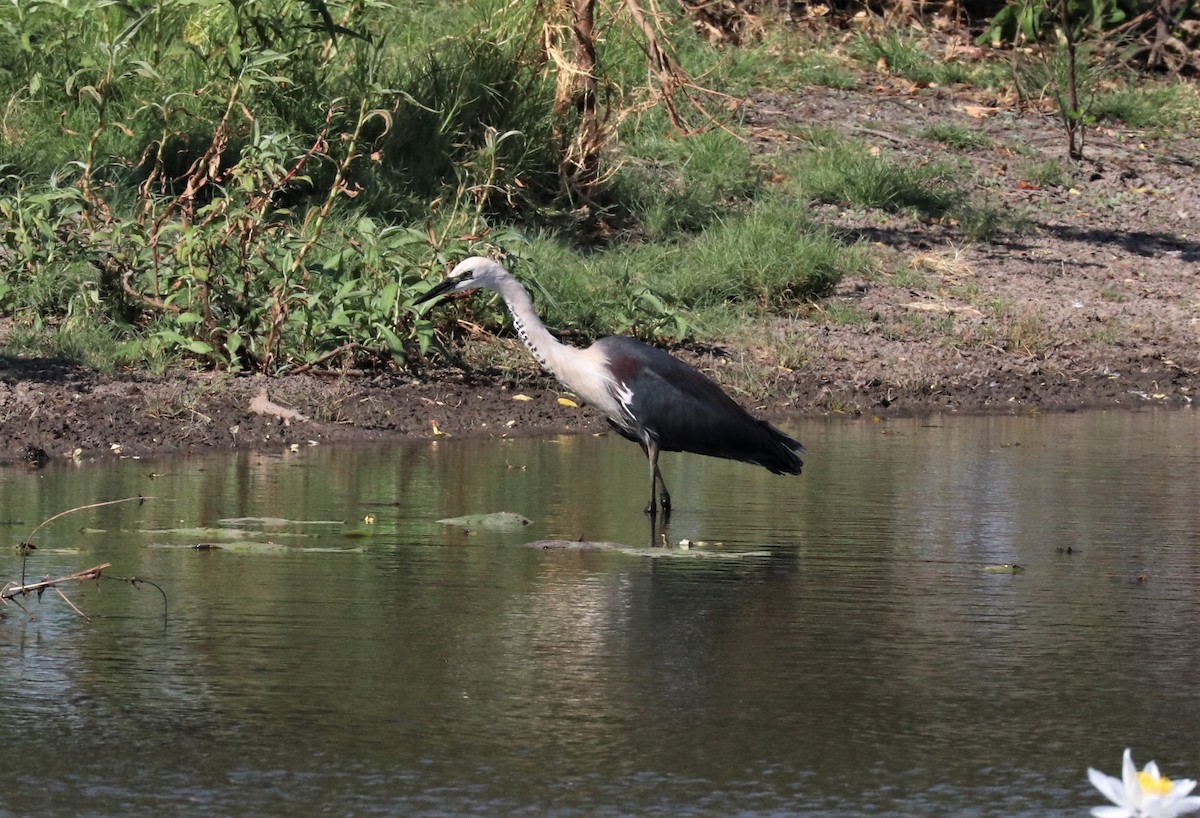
xmin=2 ymin=84 xmax=1197 ymax=466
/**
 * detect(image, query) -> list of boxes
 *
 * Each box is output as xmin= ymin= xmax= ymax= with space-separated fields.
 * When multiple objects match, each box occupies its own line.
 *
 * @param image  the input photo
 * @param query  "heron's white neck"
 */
xmin=488 ymin=272 xmax=626 ymax=422
xmin=492 ymin=275 xmax=578 ymax=383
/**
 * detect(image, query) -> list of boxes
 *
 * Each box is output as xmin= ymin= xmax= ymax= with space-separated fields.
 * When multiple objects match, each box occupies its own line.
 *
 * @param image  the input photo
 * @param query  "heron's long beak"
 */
xmin=414 ymin=276 xmax=459 ymax=306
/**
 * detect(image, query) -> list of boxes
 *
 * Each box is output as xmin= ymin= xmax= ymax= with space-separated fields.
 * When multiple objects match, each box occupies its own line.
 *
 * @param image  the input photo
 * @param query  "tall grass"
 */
xmin=612 ymin=125 xmax=763 ymax=237
xmin=516 ymin=195 xmax=872 ymax=343
xmin=783 ymin=136 xmax=1007 ymax=239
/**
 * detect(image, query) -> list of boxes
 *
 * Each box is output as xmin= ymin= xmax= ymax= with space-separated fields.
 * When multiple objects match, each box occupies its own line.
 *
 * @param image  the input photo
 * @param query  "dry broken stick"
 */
xmin=6 ymin=495 xmax=158 ymax=622
xmin=1 ymin=563 xmax=112 ymax=622
xmin=249 ymin=389 xmax=310 ymax=423
xmin=18 ymin=496 xmax=154 ymax=584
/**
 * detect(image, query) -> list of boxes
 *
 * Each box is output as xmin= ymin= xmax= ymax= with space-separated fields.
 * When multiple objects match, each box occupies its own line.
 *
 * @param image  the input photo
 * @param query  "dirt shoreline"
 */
xmin=0 ymin=346 xmax=1192 ymax=468
xmin=2 ymin=84 xmax=1197 ymax=467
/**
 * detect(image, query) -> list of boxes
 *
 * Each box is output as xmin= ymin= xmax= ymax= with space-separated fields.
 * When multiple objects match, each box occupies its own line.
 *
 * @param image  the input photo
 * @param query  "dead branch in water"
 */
xmin=2 ymin=563 xmax=112 ymax=622
xmin=5 ymin=495 xmax=164 ymax=623
xmin=21 ymin=496 xmax=154 ymax=554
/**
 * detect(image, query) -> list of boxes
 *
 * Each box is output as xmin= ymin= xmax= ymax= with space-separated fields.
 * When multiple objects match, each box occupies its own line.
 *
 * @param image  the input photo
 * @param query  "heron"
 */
xmin=414 ymin=256 xmax=805 ymax=515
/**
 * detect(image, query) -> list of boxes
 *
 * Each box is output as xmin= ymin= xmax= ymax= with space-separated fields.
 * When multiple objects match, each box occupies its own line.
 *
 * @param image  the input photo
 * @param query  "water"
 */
xmin=0 ymin=410 xmax=1197 ymax=817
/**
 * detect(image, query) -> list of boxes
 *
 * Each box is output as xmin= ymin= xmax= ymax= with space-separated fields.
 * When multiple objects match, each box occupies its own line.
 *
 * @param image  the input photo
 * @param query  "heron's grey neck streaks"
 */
xmin=492 ymin=275 xmax=570 ymax=379
xmin=488 ymin=272 xmax=627 ymax=423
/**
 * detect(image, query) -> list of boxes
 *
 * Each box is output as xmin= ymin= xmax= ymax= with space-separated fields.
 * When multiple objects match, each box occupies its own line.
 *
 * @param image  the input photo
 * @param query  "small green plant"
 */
xmin=1020 ymin=157 xmax=1075 ymax=188
xmin=785 ymin=141 xmax=1007 ymax=239
xmin=792 ymin=141 xmax=965 ymax=218
xmin=821 ymin=302 xmax=872 ymax=327
xmin=981 ymin=0 xmax=1137 ymax=159
xmin=972 ymin=300 xmax=1053 ymax=354
xmin=2 ymin=322 xmax=160 ymax=374
xmin=698 ymin=27 xmax=859 ymax=92
xmin=612 ymin=277 xmax=691 ymax=342
xmin=920 ymin=123 xmax=993 ymax=151
xmin=888 ymin=264 xmax=929 ymax=290
xmin=850 ymin=29 xmax=971 ymax=86
xmin=613 ymin=125 xmax=762 ymax=237
xmin=677 ymin=200 xmax=873 ymax=308
xmin=1091 ymin=81 xmax=1200 ymax=132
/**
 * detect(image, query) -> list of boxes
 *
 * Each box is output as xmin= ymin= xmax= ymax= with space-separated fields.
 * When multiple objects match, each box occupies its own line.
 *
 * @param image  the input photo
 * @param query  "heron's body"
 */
xmin=416 ymin=257 xmax=804 ymax=513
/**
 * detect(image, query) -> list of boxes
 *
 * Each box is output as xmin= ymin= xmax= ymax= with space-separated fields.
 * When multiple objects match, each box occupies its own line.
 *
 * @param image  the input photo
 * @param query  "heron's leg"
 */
xmin=643 ymin=438 xmax=662 ymax=508
xmin=647 ymin=503 xmax=670 ymax=547
xmin=645 ymin=439 xmax=661 ymax=516
xmin=644 ymin=440 xmax=672 ymax=517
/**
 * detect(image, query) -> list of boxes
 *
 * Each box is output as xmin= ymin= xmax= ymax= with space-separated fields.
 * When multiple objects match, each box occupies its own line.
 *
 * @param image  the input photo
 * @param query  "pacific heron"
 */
xmin=414 ymin=256 xmax=805 ymax=515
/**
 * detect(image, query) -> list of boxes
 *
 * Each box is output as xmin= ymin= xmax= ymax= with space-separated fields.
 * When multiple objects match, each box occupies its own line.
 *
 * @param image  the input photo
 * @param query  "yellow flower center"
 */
xmin=1139 ymin=770 xmax=1174 ymax=797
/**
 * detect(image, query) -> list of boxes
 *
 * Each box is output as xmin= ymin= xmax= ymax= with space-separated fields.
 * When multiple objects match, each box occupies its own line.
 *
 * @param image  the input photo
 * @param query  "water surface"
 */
xmin=1 ymin=410 xmax=1197 ymax=817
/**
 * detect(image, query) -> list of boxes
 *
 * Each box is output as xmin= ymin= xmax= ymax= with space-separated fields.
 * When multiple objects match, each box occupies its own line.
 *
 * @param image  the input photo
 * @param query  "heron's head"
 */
xmin=414 ymin=256 xmax=508 ymax=306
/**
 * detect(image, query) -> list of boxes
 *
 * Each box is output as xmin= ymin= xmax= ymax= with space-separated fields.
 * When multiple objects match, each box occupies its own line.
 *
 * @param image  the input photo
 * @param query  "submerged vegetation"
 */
xmin=0 ymin=0 xmax=1196 ymax=376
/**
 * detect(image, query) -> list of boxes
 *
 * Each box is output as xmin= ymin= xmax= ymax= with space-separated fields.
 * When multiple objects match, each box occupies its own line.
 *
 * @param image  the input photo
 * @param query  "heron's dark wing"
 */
xmin=596 ymin=336 xmax=803 ymax=475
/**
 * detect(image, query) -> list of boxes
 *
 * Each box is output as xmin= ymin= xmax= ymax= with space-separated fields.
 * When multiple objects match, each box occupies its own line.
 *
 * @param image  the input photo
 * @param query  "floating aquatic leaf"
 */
xmin=437 ymin=512 xmax=533 ymax=530
xmin=525 ymin=540 xmax=769 ymax=560
xmin=145 ymin=542 xmax=366 ymax=554
xmin=141 ymin=527 xmax=256 ymax=540
xmin=983 ymin=563 xmax=1025 ymax=573
xmin=634 ymin=548 xmax=771 ymax=560
xmin=217 ymin=517 xmax=344 ymax=527
xmin=525 ymin=540 xmax=624 ymax=551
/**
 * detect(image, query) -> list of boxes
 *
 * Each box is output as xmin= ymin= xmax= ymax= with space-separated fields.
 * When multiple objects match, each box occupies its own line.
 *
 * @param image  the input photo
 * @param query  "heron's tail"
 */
xmin=756 ymin=423 xmax=805 ymax=475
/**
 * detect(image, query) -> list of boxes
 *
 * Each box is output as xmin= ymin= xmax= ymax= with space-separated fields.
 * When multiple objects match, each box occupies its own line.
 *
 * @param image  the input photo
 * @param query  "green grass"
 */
xmin=1019 ymin=157 xmax=1075 ymax=189
xmin=1091 ymin=81 xmax=1200 ymax=133
xmin=821 ymin=302 xmax=872 ymax=327
xmin=789 ymin=141 xmax=966 ymax=217
xmin=2 ymin=322 xmax=170 ymax=375
xmin=920 ymin=123 xmax=993 ymax=151
xmin=780 ymin=138 xmax=1008 ymax=240
xmin=519 ymin=194 xmax=873 ymax=343
xmin=848 ymin=29 xmax=972 ymax=86
xmin=612 ymin=124 xmax=763 ymax=237
xmin=716 ymin=29 xmax=860 ymax=91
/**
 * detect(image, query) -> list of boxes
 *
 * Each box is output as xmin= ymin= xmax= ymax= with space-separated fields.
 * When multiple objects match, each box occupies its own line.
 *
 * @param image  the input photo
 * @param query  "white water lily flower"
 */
xmin=1088 ymin=748 xmax=1200 ymax=818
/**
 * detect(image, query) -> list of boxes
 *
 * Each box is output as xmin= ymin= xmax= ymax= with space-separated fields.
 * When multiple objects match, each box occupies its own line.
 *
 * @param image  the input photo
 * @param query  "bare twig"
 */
xmin=22 ymin=497 xmax=154 ymax=554
xmin=19 ymin=496 xmax=153 ymax=589
xmin=2 ymin=563 xmax=111 ymax=603
xmin=54 ymin=586 xmax=92 ymax=623
xmin=622 ymin=0 xmax=739 ymax=137
xmin=290 ymin=342 xmax=368 ymax=375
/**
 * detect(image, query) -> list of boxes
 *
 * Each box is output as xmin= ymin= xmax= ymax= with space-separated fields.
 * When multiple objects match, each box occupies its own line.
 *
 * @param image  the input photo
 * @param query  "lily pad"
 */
xmin=141 ymin=526 xmax=309 ymax=540
xmin=145 ymin=541 xmax=366 ymax=554
xmin=437 ymin=512 xmax=533 ymax=530
xmin=140 ymin=526 xmax=251 ymax=540
xmin=525 ymin=540 xmax=771 ymax=560
xmin=633 ymin=548 xmax=772 ymax=560
xmin=217 ymin=517 xmax=345 ymax=527
xmin=525 ymin=540 xmax=625 ymax=551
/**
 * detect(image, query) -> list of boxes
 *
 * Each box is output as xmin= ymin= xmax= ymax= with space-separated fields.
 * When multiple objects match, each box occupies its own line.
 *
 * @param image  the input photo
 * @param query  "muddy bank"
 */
xmin=0 ymin=342 xmax=1191 ymax=468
